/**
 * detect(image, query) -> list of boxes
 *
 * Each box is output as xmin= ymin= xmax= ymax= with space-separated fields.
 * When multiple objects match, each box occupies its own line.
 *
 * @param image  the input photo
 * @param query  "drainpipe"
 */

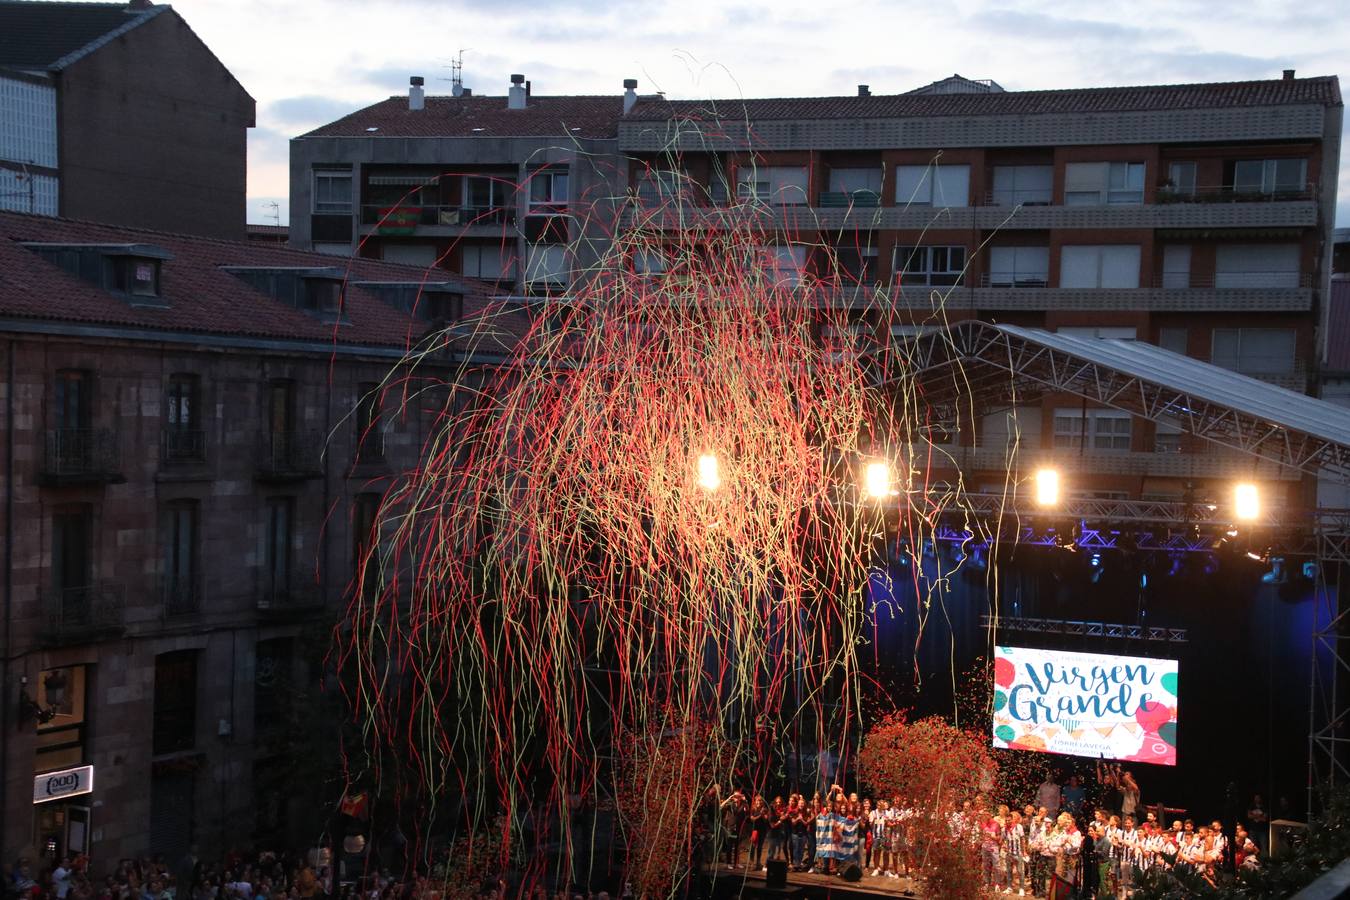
xmin=2 ymin=339 xmax=16 ymax=857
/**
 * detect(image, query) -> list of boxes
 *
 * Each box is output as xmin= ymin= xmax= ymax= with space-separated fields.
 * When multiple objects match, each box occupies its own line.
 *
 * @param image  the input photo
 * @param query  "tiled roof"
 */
xmin=623 ymin=76 xmax=1342 ymax=122
xmin=299 ymin=94 xmax=627 ymax=140
xmin=0 ymin=211 xmax=512 ymax=351
xmin=0 ymin=1 xmax=164 ymax=71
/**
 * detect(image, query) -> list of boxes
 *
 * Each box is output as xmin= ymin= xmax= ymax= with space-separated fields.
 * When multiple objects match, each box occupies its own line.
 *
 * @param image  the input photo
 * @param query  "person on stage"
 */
xmin=746 ymin=795 xmax=770 ymax=871
xmin=1046 ymin=813 xmax=1083 ymax=900
xmin=814 ymin=800 xmax=838 ymax=876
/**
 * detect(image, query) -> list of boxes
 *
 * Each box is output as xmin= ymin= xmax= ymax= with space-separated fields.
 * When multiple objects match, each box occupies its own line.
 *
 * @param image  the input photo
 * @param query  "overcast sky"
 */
xmin=163 ymin=0 xmax=1350 ymax=227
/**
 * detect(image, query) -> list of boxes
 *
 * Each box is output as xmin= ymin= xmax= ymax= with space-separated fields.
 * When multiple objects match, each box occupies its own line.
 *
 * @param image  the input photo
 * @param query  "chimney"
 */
xmin=525 ymin=80 xmax=532 ymax=100
xmin=623 ymin=78 xmax=638 ymax=115
xmin=1283 ymin=68 xmax=1296 ymax=80
xmin=857 ymin=84 xmax=870 ymax=97
xmin=508 ymin=73 xmax=526 ymax=110
xmin=408 ymin=75 xmax=425 ymax=111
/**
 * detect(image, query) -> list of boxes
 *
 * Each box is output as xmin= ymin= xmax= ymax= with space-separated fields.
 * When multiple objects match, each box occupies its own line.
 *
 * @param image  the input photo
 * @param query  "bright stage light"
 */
xmin=1034 ymin=468 xmax=1060 ymax=506
xmin=1235 ymin=482 xmax=1260 ymax=521
xmin=696 ymin=453 xmax=721 ymax=492
xmin=862 ymin=461 xmax=892 ymax=500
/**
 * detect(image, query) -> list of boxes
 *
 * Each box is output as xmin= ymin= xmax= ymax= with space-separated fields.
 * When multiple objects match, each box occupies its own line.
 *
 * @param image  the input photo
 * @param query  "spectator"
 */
xmin=1035 ymin=772 xmax=1062 ymax=816
xmin=1062 ymin=775 xmax=1086 ymax=820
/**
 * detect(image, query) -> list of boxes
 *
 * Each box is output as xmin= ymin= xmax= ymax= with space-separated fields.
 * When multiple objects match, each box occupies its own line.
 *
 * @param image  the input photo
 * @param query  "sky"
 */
xmin=161 ymin=0 xmax=1350 ymax=227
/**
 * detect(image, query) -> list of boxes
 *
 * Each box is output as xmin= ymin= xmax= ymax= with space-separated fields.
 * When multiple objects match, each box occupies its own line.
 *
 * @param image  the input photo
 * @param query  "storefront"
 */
xmin=33 ymin=765 xmax=94 ymax=860
xmin=25 ymin=665 xmax=93 ymax=862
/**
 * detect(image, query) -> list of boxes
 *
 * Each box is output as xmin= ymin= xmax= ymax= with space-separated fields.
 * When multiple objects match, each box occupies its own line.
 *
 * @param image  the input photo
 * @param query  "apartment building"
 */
xmin=0 ymin=1 xmax=255 ymax=239
xmin=0 ymin=209 xmax=502 ymax=866
xmin=289 ymin=74 xmax=637 ymax=295
xmin=617 ymin=72 xmax=1343 ymax=506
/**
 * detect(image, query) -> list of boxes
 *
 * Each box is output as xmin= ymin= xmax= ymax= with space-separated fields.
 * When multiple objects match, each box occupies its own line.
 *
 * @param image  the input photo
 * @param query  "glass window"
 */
xmin=53 ymin=370 xmax=92 ymax=432
xmin=462 ymin=244 xmax=510 ymax=281
xmin=51 ymin=507 xmax=92 ymax=597
xmin=1057 ymin=327 xmax=1137 ymax=340
xmin=990 ymin=165 xmax=1053 ymax=206
xmin=524 ymin=244 xmax=569 ymax=287
xmin=1167 ymin=162 xmax=1197 ymax=196
xmin=987 ymin=246 xmax=1049 ymax=286
xmin=633 ymin=248 xmax=667 ymax=275
xmin=163 ymin=501 xmax=198 ymax=613
xmin=895 ymin=165 xmax=970 ymax=207
xmin=1212 ymin=328 xmax=1297 ymax=375
xmin=313 ymin=170 xmax=353 ymax=215
xmin=153 ymin=650 xmax=198 ymax=755
xmin=1214 ymin=244 xmax=1301 ymax=288
xmin=1158 ymin=327 xmax=1188 ymax=355
xmin=894 ymin=245 xmax=966 ymax=286
xmin=265 ymin=497 xmax=293 ymax=599
xmin=463 ymin=175 xmax=508 ymax=211
xmin=1053 ymin=410 xmax=1132 ymax=450
xmin=1064 ymin=162 xmax=1144 ymax=205
xmin=354 ymin=382 xmax=383 ymax=463
xmin=528 ymin=170 xmax=569 ymax=210
xmin=1059 ymin=245 xmax=1140 ymax=288
xmin=1233 ymin=158 xmax=1307 ymax=194
xmin=736 ymin=166 xmax=809 ymax=205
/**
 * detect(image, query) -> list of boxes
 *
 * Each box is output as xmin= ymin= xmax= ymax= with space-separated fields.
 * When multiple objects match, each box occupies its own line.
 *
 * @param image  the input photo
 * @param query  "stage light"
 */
xmin=1261 ymin=556 xmax=1286 ymax=584
xmin=696 ymin=453 xmax=721 ymax=492
xmin=862 ymin=461 xmax=893 ymax=500
xmin=1235 ymin=482 xmax=1260 ymax=521
xmin=1034 ymin=468 xmax=1060 ymax=506
xmin=1089 ymin=551 xmax=1104 ymax=584
xmin=1303 ymin=561 xmax=1318 ymax=579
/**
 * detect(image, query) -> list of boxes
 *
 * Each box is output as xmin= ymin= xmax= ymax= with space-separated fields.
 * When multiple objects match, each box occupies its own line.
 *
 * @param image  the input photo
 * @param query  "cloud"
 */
xmin=975 ymin=9 xmax=1180 ymax=43
xmin=266 ymin=95 xmax=369 ymax=126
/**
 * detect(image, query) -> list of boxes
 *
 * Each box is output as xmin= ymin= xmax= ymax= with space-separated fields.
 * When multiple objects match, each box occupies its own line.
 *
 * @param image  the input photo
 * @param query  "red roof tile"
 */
xmin=300 ymin=94 xmax=626 ymax=140
xmin=623 ymin=76 xmax=1342 ymax=122
xmin=0 ymin=210 xmax=518 ymax=351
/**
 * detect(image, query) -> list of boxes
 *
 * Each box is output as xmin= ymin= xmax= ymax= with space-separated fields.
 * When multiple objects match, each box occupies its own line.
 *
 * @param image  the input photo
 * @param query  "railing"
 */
xmin=984 ymin=189 xmax=1053 ymax=207
xmin=255 ymin=430 xmax=324 ymax=480
xmin=42 ymin=428 xmax=121 ymax=481
xmin=359 ymin=204 xmax=513 ymax=227
xmin=40 ymin=582 xmax=125 ymax=642
xmin=256 ymin=578 xmax=325 ymax=615
xmin=1149 ymin=272 xmax=1314 ymax=289
xmin=161 ymin=428 xmax=206 ymax=464
xmin=1157 ymin=183 xmax=1317 ymax=203
xmin=162 ymin=577 xmax=200 ymax=617
xmin=980 ymin=271 xmax=1049 ymax=288
xmin=819 ymin=190 xmax=882 ymax=208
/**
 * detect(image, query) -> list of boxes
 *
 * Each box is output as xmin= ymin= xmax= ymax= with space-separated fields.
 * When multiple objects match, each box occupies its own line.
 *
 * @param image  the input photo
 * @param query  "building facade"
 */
xmin=0 ymin=209 xmax=499 ymax=866
xmin=0 ymin=1 xmax=255 ymax=240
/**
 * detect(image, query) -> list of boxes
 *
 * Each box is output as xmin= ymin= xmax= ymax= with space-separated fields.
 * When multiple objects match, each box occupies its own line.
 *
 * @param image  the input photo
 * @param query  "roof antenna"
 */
xmin=448 ymin=49 xmax=469 ymax=98
xmin=262 ymin=200 xmax=280 ymax=228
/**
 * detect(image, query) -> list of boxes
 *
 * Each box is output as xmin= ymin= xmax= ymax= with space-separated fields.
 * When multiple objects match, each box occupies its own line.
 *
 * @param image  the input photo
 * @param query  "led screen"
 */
xmin=992 ymin=645 xmax=1178 ymax=766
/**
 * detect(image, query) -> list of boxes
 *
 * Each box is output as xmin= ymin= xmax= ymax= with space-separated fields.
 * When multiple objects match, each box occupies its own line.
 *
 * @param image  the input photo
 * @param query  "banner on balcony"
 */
xmin=377 ymin=207 xmax=420 ymax=235
xmin=991 ymin=646 xmax=1178 ymax=766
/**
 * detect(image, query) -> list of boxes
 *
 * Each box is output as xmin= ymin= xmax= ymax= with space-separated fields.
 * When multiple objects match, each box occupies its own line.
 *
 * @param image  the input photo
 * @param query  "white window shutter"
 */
xmin=1059 ymin=246 xmax=1099 ymax=288
xmin=1099 ymin=245 xmax=1141 ymax=288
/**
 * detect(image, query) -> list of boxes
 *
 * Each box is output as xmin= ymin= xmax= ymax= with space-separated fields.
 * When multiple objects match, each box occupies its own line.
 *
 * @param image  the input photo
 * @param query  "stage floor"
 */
xmin=705 ymin=864 xmax=922 ymax=898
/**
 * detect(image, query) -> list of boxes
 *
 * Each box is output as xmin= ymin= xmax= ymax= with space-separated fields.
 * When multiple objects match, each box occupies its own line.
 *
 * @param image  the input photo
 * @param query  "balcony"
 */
xmin=958 ymin=271 xmax=1314 ymax=312
xmin=1156 ymin=183 xmax=1317 ymax=204
xmin=39 ymin=582 xmax=126 ymax=645
xmin=162 ymin=577 xmax=201 ymax=618
xmin=255 ymin=430 xmax=324 ymax=482
xmin=256 ymin=579 xmax=325 ymax=618
xmin=818 ymin=190 xmax=882 ymax=208
xmin=39 ymin=428 xmax=124 ymax=487
xmin=359 ymin=204 xmax=513 ymax=235
xmin=160 ymin=428 xmax=206 ymax=465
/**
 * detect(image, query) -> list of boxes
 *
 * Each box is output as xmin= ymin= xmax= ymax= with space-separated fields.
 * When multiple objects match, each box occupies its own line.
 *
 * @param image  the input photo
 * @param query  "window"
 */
xmin=51 ymin=507 xmax=92 ymax=599
xmin=1232 ymin=158 xmax=1307 ymax=194
xmin=895 ymin=165 xmax=970 ymax=207
xmin=894 ymin=245 xmax=966 ymax=287
xmin=834 ymin=242 xmax=878 ymax=284
xmin=313 ymin=169 xmax=353 ymax=215
xmin=1158 ymin=327 xmax=1188 ymax=355
xmin=635 ymin=170 xmax=683 ymax=205
xmin=354 ymin=382 xmax=383 ymax=463
xmin=380 ymin=244 xmax=438 ymax=267
xmin=524 ymin=244 xmax=569 ymax=287
xmin=1057 ymin=326 xmax=1137 ymax=340
xmin=1212 ymin=328 xmax=1297 ymax=375
xmin=253 ymin=638 xmax=293 ymax=733
xmin=1214 ymin=244 xmax=1301 ymax=288
xmin=302 ymin=278 xmax=341 ymax=315
xmin=463 ymin=175 xmax=509 ymax=213
xmin=163 ymin=501 xmax=199 ymax=614
xmin=113 ymin=257 xmax=160 ymax=297
xmin=987 ymin=247 xmax=1049 ymax=287
xmin=153 ymin=651 xmax=198 ymax=755
xmin=53 ymin=369 xmax=92 ymax=432
xmin=1166 ymin=162 xmax=1197 ymax=196
xmin=164 ymin=374 xmax=203 ymax=462
xmin=736 ymin=166 xmax=809 ymax=205
xmin=990 ymin=165 xmax=1053 ymax=206
xmin=353 ymin=492 xmax=380 ymax=590
xmin=264 ymin=497 xmax=294 ymax=600
xmin=1162 ymin=245 xmax=1191 ymax=289
xmin=462 ymin=244 xmax=510 ymax=281
xmin=758 ymin=245 xmax=807 ymax=286
xmin=633 ymin=248 xmax=667 ymax=276
xmin=826 ymin=168 xmax=883 ymax=204
xmin=267 ymin=380 xmax=295 ymax=438
xmin=1053 ymin=409 xmax=1132 ymax=450
xmin=1064 ymin=162 xmax=1145 ymax=205
xmin=528 ymin=169 xmax=569 ymax=212
xmin=1059 ymin=245 xmax=1140 ymax=288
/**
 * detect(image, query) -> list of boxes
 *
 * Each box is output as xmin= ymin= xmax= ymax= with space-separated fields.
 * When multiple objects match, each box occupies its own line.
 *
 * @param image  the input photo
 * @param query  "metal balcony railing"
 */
xmin=1156 ymin=182 xmax=1317 ymax=203
xmin=162 ymin=577 xmax=201 ymax=617
xmin=980 ymin=271 xmax=1050 ymax=288
xmin=256 ymin=578 xmax=325 ymax=615
xmin=984 ymin=189 xmax=1054 ymax=207
xmin=255 ymin=430 xmax=324 ymax=481
xmin=41 ymin=428 xmax=122 ymax=483
xmin=161 ymin=428 xmax=206 ymax=464
xmin=360 ymin=204 xmax=514 ymax=228
xmin=41 ymin=582 xmax=125 ymax=642
xmin=818 ymin=190 xmax=882 ymax=208
xmin=1149 ymin=272 xmax=1314 ymax=289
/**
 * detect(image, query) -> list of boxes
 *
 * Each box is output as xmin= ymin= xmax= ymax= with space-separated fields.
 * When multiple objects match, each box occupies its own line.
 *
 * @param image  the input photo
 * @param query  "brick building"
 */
xmin=0 ymin=1 xmax=255 ymax=240
xmin=0 ymin=209 xmax=504 ymax=865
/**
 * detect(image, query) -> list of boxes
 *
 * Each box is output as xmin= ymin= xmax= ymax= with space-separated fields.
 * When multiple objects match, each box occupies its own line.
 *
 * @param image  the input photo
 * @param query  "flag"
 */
xmin=339 ymin=791 xmax=369 ymax=819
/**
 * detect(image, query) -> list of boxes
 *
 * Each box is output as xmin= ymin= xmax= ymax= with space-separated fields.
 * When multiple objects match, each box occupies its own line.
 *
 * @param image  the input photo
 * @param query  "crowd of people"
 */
xmin=709 ymin=763 xmax=1268 ymax=898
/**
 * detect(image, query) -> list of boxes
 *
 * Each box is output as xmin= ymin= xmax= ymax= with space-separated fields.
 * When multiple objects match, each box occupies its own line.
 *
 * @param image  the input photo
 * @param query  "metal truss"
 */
xmin=979 ymin=614 xmax=1187 ymax=643
xmin=893 ymin=321 xmax=1350 ymax=479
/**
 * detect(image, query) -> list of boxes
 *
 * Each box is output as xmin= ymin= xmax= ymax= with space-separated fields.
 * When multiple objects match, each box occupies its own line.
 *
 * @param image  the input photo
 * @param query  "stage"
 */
xmin=704 ymin=864 xmax=922 ymax=899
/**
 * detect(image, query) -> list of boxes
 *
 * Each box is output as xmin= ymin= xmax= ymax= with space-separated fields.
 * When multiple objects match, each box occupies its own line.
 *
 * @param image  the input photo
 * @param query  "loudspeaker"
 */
xmin=765 ymin=859 xmax=788 ymax=889
xmin=840 ymin=862 xmax=862 ymax=883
